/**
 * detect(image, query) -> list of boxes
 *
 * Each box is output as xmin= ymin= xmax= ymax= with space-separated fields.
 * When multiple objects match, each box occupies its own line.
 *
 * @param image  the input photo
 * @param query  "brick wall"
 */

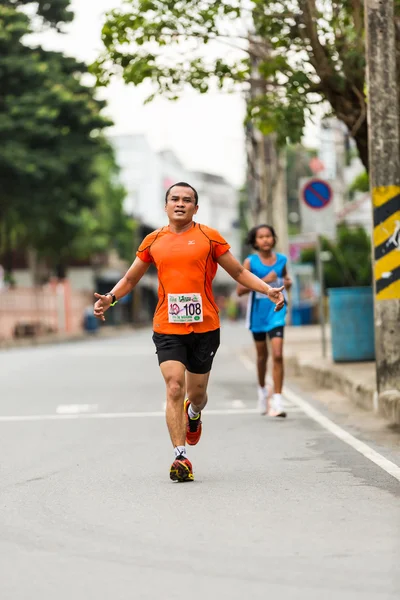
xmin=0 ymin=282 xmax=91 ymax=341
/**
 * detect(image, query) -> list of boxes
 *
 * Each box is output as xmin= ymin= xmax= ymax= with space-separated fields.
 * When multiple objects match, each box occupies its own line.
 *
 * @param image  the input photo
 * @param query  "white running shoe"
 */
xmin=257 ymin=387 xmax=268 ymax=415
xmin=268 ymin=393 xmax=287 ymax=418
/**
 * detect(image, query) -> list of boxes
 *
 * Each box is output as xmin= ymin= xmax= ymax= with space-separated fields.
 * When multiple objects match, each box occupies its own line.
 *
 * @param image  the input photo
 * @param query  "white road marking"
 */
xmin=56 ymin=404 xmax=98 ymax=415
xmin=0 ymin=408 xmax=258 ymax=423
xmin=240 ymin=353 xmax=400 ymax=482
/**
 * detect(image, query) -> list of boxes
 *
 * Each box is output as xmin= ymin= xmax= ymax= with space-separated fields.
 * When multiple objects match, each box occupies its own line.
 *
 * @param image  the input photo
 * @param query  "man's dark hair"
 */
xmin=246 ymin=224 xmax=278 ymax=249
xmin=165 ymin=182 xmax=199 ymax=205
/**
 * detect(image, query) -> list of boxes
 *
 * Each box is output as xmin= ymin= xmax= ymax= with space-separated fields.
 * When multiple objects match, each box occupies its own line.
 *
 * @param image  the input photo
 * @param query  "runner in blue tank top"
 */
xmin=237 ymin=225 xmax=292 ymax=417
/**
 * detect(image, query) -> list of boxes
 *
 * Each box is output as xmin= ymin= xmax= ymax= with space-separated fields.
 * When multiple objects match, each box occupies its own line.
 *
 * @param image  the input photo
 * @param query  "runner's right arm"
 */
xmin=94 ymin=257 xmax=150 ymax=321
xmin=219 ymin=251 xmax=284 ymax=311
xmin=237 ymin=260 xmax=277 ymax=296
xmin=236 ymin=258 xmax=251 ymax=297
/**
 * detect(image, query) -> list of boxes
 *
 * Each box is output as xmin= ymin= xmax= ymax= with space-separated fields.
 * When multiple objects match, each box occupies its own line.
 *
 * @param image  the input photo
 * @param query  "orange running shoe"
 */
xmin=170 ymin=455 xmax=194 ymax=482
xmin=184 ymin=399 xmax=202 ymax=446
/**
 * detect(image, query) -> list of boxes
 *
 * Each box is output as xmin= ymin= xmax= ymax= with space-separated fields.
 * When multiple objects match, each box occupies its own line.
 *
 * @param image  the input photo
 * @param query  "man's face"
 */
xmin=165 ymin=186 xmax=198 ymax=224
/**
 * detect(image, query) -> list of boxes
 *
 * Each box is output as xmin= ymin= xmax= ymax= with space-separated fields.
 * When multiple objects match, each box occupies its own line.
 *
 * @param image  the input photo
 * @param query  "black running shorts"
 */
xmin=152 ymin=329 xmax=220 ymax=374
xmin=252 ymin=326 xmax=284 ymax=342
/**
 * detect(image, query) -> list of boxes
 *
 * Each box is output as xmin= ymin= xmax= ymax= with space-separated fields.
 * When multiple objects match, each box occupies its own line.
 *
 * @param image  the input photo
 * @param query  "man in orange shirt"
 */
xmin=94 ymin=182 xmax=284 ymax=482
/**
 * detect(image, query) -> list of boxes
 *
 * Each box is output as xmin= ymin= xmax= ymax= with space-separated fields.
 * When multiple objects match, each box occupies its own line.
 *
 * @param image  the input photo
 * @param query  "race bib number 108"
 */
xmin=168 ymin=293 xmax=203 ymax=323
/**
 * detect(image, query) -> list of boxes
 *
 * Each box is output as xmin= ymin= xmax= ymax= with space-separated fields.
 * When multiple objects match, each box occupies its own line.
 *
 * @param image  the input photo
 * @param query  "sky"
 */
xmin=33 ymin=0 xmax=319 ymax=187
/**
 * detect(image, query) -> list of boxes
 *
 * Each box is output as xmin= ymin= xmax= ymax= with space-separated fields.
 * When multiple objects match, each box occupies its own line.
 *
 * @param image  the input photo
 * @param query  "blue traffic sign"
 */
xmin=302 ymin=179 xmax=333 ymax=210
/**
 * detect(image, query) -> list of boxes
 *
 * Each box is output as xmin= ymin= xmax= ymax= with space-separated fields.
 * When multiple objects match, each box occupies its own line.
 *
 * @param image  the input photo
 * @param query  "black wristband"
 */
xmin=105 ymin=293 xmax=118 ymax=306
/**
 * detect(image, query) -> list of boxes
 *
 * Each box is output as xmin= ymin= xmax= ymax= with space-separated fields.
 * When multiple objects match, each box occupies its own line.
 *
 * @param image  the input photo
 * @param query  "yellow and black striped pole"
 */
xmin=365 ymin=0 xmax=400 ymax=394
xmin=373 ymin=186 xmax=400 ymax=302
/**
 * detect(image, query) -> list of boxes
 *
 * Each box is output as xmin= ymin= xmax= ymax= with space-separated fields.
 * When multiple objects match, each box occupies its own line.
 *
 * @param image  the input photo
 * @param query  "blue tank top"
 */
xmin=245 ymin=252 xmax=288 ymax=332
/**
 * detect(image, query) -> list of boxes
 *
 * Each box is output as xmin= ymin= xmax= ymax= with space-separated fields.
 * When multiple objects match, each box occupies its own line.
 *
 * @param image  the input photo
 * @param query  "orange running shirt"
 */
xmin=136 ymin=222 xmax=230 ymax=334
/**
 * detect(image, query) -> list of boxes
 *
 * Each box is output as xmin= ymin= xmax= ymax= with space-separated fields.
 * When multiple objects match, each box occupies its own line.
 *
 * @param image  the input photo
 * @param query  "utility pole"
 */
xmin=274 ymin=147 xmax=289 ymax=256
xmin=260 ymin=134 xmax=289 ymax=255
xmin=246 ymin=36 xmax=289 ymax=254
xmin=365 ymin=0 xmax=400 ymax=393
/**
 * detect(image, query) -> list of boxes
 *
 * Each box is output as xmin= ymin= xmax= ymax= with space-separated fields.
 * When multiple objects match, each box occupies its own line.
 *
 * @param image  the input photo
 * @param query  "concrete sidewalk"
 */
xmin=246 ymin=324 xmax=400 ymax=427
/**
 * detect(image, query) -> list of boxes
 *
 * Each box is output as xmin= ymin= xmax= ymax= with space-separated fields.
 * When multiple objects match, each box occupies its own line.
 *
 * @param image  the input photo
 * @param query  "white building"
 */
xmin=191 ymin=171 xmax=240 ymax=255
xmin=111 ymin=134 xmax=192 ymax=229
xmin=318 ymin=118 xmax=364 ymax=213
xmin=191 ymin=171 xmax=241 ymax=287
xmin=111 ymin=134 xmax=240 ymax=290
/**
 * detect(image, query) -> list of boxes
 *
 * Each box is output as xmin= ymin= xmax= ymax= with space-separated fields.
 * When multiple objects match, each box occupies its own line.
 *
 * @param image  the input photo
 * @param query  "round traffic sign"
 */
xmin=302 ymin=179 xmax=332 ymax=210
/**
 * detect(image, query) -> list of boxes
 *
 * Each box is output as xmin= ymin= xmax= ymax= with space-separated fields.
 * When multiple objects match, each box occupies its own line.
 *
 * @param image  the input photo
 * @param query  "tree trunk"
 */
xmin=352 ymin=119 xmax=369 ymax=173
xmin=365 ymin=0 xmax=400 ymax=394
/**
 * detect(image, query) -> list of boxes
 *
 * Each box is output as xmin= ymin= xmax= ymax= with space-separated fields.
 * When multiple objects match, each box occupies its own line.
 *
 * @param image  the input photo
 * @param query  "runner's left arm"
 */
xmin=218 ymin=251 xmax=285 ymax=311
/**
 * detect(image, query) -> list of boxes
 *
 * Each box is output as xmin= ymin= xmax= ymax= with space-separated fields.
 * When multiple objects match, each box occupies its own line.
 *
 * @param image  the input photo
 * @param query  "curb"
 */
xmin=285 ymin=355 xmax=400 ymax=427
xmin=285 ymin=355 xmax=375 ymax=412
xmin=379 ymin=390 xmax=400 ymax=427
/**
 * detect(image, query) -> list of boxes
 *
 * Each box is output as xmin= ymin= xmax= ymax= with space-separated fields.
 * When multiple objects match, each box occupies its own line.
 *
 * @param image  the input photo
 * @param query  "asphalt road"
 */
xmin=0 ymin=323 xmax=399 ymax=599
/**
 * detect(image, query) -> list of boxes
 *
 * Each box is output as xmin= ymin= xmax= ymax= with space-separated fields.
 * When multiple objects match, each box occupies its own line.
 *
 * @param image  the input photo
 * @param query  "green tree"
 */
xmin=94 ymin=0 xmax=400 ymax=171
xmin=4 ymin=0 xmax=73 ymax=26
xmin=301 ymin=225 xmax=372 ymax=289
xmin=0 ymin=2 xmax=117 ymax=277
xmin=70 ymin=148 xmax=134 ymax=264
xmin=349 ymin=170 xmax=369 ymax=199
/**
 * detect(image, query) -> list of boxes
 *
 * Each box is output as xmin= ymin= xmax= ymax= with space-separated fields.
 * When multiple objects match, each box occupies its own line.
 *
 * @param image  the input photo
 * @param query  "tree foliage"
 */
xmin=349 ymin=170 xmax=369 ymax=198
xmin=3 ymin=0 xmax=73 ymax=28
xmin=70 ymin=148 xmax=134 ymax=265
xmin=301 ymin=225 xmax=372 ymax=288
xmin=0 ymin=2 xmax=130 ymax=277
xmin=94 ymin=0 xmax=400 ymax=170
